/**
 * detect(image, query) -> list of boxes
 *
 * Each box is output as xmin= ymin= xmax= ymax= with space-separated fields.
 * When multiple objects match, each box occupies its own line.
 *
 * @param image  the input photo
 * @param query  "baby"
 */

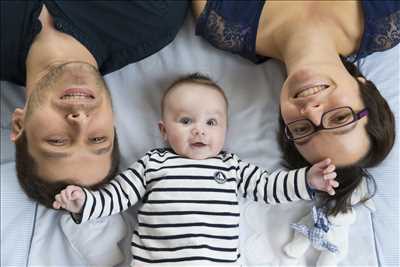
xmin=53 ymin=73 xmax=338 ymax=265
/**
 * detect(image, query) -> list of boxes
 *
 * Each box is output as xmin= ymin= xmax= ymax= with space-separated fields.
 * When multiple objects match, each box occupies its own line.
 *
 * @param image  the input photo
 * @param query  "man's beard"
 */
xmin=25 ymin=62 xmax=110 ymax=118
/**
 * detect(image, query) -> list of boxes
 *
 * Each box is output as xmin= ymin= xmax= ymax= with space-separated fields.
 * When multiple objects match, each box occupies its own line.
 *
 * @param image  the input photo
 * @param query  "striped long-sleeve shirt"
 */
xmin=77 ymin=148 xmax=312 ymax=265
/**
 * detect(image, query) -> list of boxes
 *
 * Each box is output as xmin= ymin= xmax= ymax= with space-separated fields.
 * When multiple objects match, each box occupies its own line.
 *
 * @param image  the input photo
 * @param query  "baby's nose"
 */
xmin=191 ymin=126 xmax=205 ymax=135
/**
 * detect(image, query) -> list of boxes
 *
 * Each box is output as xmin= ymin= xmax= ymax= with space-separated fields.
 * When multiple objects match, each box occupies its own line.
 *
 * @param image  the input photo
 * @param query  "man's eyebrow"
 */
xmin=41 ymin=144 xmax=112 ymax=158
xmin=93 ymin=143 xmax=113 ymax=155
xmin=295 ymin=124 xmax=357 ymax=146
xmin=41 ymin=150 xmax=70 ymax=159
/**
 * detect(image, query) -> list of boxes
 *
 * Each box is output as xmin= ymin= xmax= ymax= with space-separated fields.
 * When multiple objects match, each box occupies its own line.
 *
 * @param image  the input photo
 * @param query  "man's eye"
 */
xmin=179 ymin=117 xmax=192 ymax=125
xmin=47 ymin=138 xmax=67 ymax=146
xmin=207 ymin=119 xmax=217 ymax=126
xmin=90 ymin=137 xmax=106 ymax=144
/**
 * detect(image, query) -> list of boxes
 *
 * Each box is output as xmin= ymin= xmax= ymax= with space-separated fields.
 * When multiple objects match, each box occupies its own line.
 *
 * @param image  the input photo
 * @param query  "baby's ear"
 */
xmin=158 ymin=121 xmax=168 ymax=141
xmin=11 ymin=108 xmax=25 ymax=142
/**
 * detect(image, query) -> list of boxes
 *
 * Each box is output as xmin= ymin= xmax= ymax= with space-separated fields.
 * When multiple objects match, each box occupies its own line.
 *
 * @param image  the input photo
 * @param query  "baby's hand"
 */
xmin=306 ymin=158 xmax=339 ymax=196
xmin=53 ymin=185 xmax=85 ymax=213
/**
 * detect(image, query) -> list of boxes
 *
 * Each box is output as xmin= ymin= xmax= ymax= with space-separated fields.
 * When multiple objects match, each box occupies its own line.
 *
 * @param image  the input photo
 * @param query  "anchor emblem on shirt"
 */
xmin=214 ymin=171 xmax=227 ymax=184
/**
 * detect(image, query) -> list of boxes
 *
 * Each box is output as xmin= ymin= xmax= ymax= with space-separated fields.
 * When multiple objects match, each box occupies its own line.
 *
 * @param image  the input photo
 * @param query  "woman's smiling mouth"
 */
xmin=295 ymin=85 xmax=329 ymax=98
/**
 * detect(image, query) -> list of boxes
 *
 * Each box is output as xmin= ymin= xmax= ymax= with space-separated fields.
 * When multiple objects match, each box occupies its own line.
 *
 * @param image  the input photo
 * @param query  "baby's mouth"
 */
xmin=191 ymin=142 xmax=206 ymax=148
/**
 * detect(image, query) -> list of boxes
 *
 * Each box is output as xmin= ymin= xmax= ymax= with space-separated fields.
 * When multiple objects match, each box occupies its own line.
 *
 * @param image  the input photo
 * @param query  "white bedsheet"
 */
xmin=1 ymin=16 xmax=399 ymax=266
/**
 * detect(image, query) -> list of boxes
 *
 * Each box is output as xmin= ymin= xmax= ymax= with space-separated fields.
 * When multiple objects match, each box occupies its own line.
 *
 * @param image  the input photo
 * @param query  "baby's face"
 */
xmin=159 ymin=83 xmax=227 ymax=159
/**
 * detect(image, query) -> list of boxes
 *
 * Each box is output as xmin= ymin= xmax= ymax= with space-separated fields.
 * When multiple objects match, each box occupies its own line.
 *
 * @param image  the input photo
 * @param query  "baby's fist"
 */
xmin=53 ymin=185 xmax=85 ymax=213
xmin=307 ymin=158 xmax=339 ymax=195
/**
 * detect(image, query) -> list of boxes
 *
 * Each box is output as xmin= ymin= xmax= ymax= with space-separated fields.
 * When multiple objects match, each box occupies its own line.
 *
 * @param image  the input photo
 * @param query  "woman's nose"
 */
xmin=300 ymin=103 xmax=320 ymax=113
xmin=300 ymin=103 xmax=323 ymax=125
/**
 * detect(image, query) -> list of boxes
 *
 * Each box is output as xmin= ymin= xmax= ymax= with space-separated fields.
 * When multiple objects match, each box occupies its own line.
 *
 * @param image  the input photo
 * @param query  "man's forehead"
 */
xmin=34 ymin=151 xmax=112 ymax=186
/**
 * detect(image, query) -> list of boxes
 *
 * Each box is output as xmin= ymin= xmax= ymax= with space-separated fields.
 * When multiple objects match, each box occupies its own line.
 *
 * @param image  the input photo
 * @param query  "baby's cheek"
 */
xmin=213 ymin=135 xmax=226 ymax=152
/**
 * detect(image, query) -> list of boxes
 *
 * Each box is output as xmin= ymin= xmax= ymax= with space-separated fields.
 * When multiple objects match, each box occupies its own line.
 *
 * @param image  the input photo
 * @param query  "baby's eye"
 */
xmin=207 ymin=119 xmax=217 ymax=126
xmin=179 ymin=117 xmax=192 ymax=125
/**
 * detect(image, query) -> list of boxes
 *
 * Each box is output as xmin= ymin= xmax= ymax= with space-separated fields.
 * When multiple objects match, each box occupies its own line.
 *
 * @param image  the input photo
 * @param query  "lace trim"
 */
xmin=371 ymin=10 xmax=400 ymax=51
xmin=354 ymin=9 xmax=400 ymax=61
xmin=202 ymin=10 xmax=253 ymax=55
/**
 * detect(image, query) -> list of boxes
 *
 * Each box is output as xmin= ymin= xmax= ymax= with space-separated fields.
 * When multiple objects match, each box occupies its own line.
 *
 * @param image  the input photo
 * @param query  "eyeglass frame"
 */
xmin=284 ymin=106 xmax=369 ymax=141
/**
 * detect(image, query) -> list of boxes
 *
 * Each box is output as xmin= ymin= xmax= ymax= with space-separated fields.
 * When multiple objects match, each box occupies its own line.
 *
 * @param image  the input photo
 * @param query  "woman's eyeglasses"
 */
xmin=285 ymin=106 xmax=368 ymax=141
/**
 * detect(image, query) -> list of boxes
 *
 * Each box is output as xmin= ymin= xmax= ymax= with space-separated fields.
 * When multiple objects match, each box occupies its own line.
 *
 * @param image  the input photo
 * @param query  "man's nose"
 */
xmin=66 ymin=111 xmax=89 ymax=125
xmin=300 ymin=103 xmax=323 ymax=125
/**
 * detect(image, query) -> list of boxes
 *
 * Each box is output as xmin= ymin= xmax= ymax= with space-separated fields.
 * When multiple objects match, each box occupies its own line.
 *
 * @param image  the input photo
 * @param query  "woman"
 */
xmin=193 ymin=0 xmax=398 ymax=215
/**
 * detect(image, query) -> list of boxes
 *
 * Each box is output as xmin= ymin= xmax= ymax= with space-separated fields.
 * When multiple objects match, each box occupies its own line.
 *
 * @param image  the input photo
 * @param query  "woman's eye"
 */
xmin=292 ymin=124 xmax=312 ymax=135
xmin=179 ymin=117 xmax=192 ymax=125
xmin=90 ymin=137 xmax=106 ymax=144
xmin=293 ymin=127 xmax=308 ymax=134
xmin=326 ymin=110 xmax=353 ymax=127
xmin=207 ymin=119 xmax=217 ymax=126
xmin=332 ymin=114 xmax=351 ymax=124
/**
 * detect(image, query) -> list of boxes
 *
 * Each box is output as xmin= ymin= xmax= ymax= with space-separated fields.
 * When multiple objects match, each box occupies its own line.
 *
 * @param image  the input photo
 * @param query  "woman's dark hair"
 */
xmin=15 ymin=130 xmax=120 ymax=208
xmin=278 ymin=56 xmax=395 ymax=216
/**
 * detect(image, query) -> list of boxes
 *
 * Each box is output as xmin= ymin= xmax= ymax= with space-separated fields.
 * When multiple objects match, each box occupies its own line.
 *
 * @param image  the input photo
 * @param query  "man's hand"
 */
xmin=307 ymin=158 xmax=339 ymax=196
xmin=53 ymin=185 xmax=85 ymax=214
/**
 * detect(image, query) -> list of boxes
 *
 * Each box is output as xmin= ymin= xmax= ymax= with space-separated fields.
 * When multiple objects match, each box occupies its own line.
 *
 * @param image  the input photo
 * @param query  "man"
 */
xmin=1 ymin=1 xmax=188 ymax=207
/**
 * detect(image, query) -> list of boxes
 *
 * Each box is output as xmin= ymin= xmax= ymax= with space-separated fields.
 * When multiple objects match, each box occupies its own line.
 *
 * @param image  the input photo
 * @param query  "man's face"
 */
xmin=12 ymin=62 xmax=115 ymax=186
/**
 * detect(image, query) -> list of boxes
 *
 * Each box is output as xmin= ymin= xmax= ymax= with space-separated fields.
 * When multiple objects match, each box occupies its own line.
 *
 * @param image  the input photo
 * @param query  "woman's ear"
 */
xmin=11 ymin=108 xmax=25 ymax=143
xmin=357 ymin=77 xmax=367 ymax=84
xmin=158 ymin=121 xmax=168 ymax=141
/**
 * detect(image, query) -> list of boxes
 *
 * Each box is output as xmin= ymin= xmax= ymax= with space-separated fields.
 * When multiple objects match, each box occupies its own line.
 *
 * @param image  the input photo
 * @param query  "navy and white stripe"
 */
xmin=79 ymin=148 xmax=311 ymax=265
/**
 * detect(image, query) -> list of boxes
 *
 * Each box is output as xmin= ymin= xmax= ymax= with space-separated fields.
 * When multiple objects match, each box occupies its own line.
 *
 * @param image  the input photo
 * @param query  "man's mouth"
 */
xmin=60 ymin=88 xmax=95 ymax=100
xmin=294 ymin=85 xmax=329 ymax=98
xmin=56 ymin=88 xmax=99 ymax=110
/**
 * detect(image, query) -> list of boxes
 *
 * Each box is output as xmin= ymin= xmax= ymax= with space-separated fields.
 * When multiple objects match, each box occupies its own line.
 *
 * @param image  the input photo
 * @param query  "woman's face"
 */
xmin=280 ymin=65 xmax=370 ymax=166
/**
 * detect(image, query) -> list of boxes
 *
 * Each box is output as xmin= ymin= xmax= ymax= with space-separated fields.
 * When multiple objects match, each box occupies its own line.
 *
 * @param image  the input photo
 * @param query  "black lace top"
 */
xmin=196 ymin=0 xmax=400 ymax=63
xmin=195 ymin=0 xmax=267 ymax=63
